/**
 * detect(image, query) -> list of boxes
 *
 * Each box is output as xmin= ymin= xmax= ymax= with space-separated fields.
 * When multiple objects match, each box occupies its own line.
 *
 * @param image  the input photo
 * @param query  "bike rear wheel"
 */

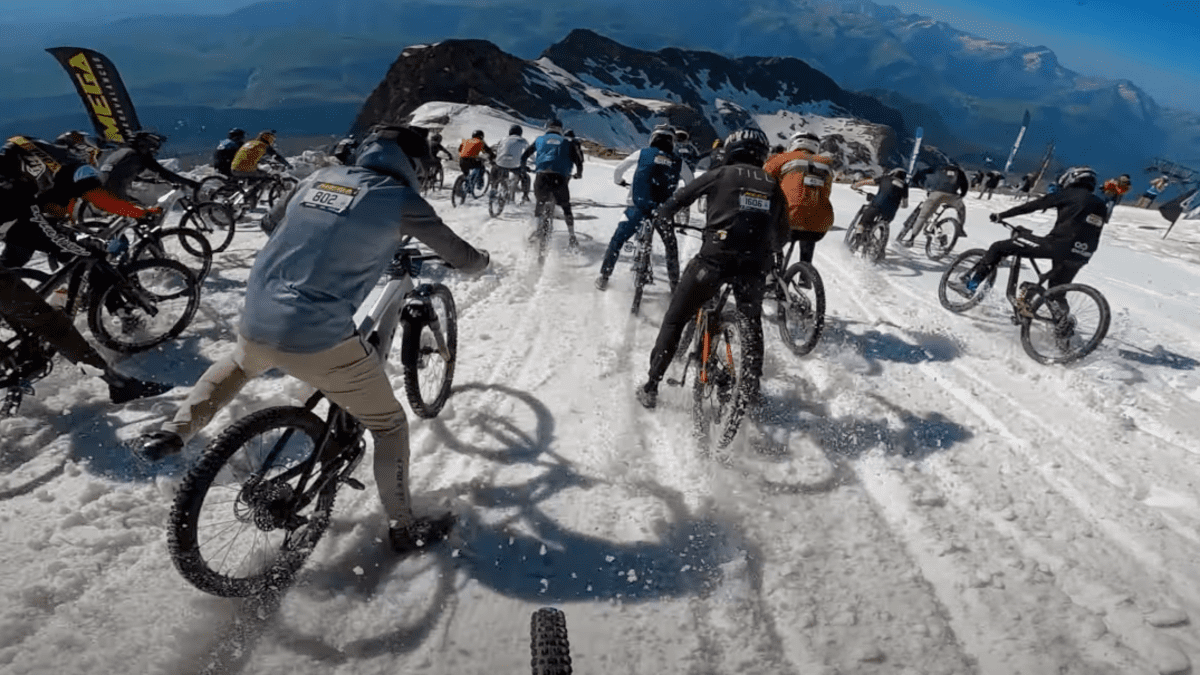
xmin=131 ymin=227 xmax=213 ymax=282
xmin=168 ymin=406 xmax=336 ymax=598
xmin=531 ymin=607 xmax=572 ymax=675
xmin=630 ymin=232 xmax=653 ymax=316
xmin=937 ymin=249 xmax=993 ymax=313
xmin=488 ymin=177 xmax=508 ymax=217
xmin=1020 ymin=283 xmax=1110 ymax=365
xmin=196 ymin=175 xmax=234 ymax=203
xmin=535 ymin=202 xmax=553 ymax=265
xmin=844 ymin=206 xmax=865 ymax=248
xmin=777 ymin=261 xmax=825 ymax=356
xmin=401 ymin=284 xmax=458 ymax=418
xmin=925 ymin=216 xmax=961 ymax=261
xmin=692 ymin=309 xmax=751 ymax=449
xmin=451 ymin=175 xmax=467 ymax=207
xmin=469 ymin=170 xmax=489 ymax=198
xmin=181 ymin=200 xmax=238 ymax=253
xmin=266 ymin=176 xmax=298 ymax=208
xmin=88 ymin=258 xmax=200 ymax=353
xmin=895 ymin=209 xmax=919 ymax=246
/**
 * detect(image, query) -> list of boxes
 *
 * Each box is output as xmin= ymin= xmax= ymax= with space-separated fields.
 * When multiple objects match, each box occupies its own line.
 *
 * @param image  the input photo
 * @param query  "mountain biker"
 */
xmin=952 ymin=166 xmax=1106 ymax=295
xmin=492 ymin=124 xmax=531 ymax=203
xmin=702 ymin=137 xmax=726 ymax=170
xmin=1016 ymin=173 xmax=1034 ymax=199
xmin=457 ymin=129 xmax=495 ymax=188
xmin=520 ymin=119 xmax=582 ymax=250
xmin=331 ymin=135 xmax=358 ymax=165
xmin=101 ymin=131 xmax=201 ymax=202
xmin=762 ymin=131 xmax=834 ymax=265
xmin=1100 ymin=174 xmax=1132 ymax=220
xmin=674 ymin=129 xmax=700 ymax=171
xmin=979 ymin=170 xmax=1002 ymax=200
xmin=229 ymin=129 xmax=292 ymax=206
xmin=428 ymin=132 xmax=453 ymax=164
xmin=1136 ymin=175 xmax=1170 ymax=208
xmin=633 ymin=127 xmax=787 ymax=410
xmin=908 ymin=161 xmax=968 ymax=243
xmin=212 ymin=128 xmax=246 ymax=176
xmin=596 ymin=125 xmax=694 ymax=291
xmin=133 ymin=124 xmax=490 ymax=554
xmin=0 ymin=135 xmax=174 ymax=404
xmin=2 ymin=133 xmax=166 ymax=268
xmin=850 ymin=167 xmax=910 ymax=236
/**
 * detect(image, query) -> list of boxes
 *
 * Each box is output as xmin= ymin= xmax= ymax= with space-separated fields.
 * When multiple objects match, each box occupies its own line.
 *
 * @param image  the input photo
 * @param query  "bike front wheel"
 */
xmin=777 ymin=261 xmax=825 ymax=356
xmin=488 ymin=180 xmax=508 ymax=218
xmin=925 ymin=216 xmax=961 ymax=261
xmin=88 ymin=257 xmax=200 ymax=353
xmin=531 ymin=607 xmax=572 ymax=675
xmin=168 ymin=406 xmax=336 ymax=598
xmin=692 ymin=310 xmax=751 ymax=449
xmin=181 ymin=200 xmax=238 ymax=253
xmin=1020 ymin=283 xmax=1110 ymax=365
xmin=937 ymin=248 xmax=993 ymax=313
xmin=844 ymin=206 xmax=865 ymax=248
xmin=401 ymin=284 xmax=458 ymax=418
xmin=131 ymin=227 xmax=213 ymax=282
xmin=469 ymin=171 xmax=489 ymax=198
xmin=266 ymin=176 xmax=298 ymax=208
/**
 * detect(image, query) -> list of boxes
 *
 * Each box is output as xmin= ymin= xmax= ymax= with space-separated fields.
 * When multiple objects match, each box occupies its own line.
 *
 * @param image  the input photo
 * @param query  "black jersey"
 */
xmin=657 ymin=163 xmax=787 ymax=262
xmin=996 ymin=186 xmax=1108 ymax=261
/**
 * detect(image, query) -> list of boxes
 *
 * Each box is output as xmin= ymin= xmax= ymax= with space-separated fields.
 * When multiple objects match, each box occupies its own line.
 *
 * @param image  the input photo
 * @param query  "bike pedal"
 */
xmin=342 ymin=477 xmax=366 ymax=491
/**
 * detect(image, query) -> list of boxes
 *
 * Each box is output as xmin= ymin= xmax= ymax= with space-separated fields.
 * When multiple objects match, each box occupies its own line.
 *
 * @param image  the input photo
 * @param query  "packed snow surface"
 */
xmin=2 ymin=145 xmax=1200 ymax=675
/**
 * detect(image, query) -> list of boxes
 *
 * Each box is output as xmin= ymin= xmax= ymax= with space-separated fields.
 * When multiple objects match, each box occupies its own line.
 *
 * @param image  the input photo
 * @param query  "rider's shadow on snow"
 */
xmin=1117 ymin=345 xmax=1198 ymax=371
xmin=820 ymin=318 xmax=961 ymax=373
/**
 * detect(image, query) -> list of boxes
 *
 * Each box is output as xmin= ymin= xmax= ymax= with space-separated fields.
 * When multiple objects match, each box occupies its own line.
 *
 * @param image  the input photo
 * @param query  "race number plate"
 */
xmin=739 ymin=190 xmax=770 ymax=212
xmin=300 ymin=182 xmax=359 ymax=213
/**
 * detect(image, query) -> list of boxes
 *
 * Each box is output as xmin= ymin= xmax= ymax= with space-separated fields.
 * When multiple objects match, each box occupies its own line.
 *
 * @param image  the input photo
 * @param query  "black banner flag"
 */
xmin=45 ymin=47 xmax=141 ymax=145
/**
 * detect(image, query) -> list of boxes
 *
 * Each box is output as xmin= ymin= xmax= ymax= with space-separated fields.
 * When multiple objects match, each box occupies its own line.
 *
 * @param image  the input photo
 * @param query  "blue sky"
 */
xmin=887 ymin=0 xmax=1200 ymax=109
xmin=5 ymin=0 xmax=1197 ymax=109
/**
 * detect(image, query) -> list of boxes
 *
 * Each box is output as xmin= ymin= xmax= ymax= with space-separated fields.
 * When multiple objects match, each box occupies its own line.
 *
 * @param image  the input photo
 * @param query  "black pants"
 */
xmin=647 ymin=257 xmax=765 ymax=388
xmin=0 ymin=220 xmax=57 ymax=269
xmin=976 ymin=237 xmax=1086 ymax=287
xmin=533 ymin=172 xmax=574 ymax=234
xmin=787 ymin=230 xmax=826 ymax=264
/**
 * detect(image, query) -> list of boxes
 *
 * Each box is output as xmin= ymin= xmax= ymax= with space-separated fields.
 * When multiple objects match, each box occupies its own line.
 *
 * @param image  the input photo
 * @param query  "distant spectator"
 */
xmin=979 ymin=170 xmax=1003 ymax=200
xmin=1100 ymin=174 xmax=1132 ymax=220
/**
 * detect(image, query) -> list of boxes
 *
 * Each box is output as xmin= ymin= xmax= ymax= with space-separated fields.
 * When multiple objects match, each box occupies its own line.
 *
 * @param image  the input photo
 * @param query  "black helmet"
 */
xmin=649 ymin=125 xmax=675 ymax=152
xmin=228 ymin=127 xmax=246 ymax=141
xmin=1057 ymin=166 xmax=1097 ymax=191
xmin=508 ymin=124 xmax=523 ymax=137
xmin=723 ymin=128 xmax=769 ymax=165
xmin=131 ymin=130 xmax=164 ymax=153
xmin=674 ymin=129 xmax=689 ymax=142
xmin=55 ymin=130 xmax=99 ymax=165
xmin=545 ymin=118 xmax=563 ymax=133
xmin=564 ymin=129 xmax=575 ymax=138
xmin=888 ymin=167 xmax=908 ymax=180
xmin=472 ymin=129 xmax=485 ymax=139
xmin=431 ymin=132 xmax=442 ymax=143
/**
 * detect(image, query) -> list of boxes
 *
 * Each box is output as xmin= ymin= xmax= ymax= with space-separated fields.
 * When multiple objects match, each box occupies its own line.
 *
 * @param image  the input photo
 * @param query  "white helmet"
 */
xmin=786 ymin=132 xmax=820 ymax=154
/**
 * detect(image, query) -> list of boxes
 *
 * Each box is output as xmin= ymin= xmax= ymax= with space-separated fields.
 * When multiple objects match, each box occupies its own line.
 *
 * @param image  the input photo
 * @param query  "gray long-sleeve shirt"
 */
xmin=240 ymin=164 xmax=487 ymax=352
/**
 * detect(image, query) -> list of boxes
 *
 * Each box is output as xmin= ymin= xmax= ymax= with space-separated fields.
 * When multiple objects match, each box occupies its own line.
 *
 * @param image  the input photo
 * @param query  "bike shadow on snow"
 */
xmin=817 ymin=315 xmax=962 ymax=375
xmin=248 ymin=382 xmax=758 ymax=667
xmin=1116 ymin=344 xmax=1199 ymax=371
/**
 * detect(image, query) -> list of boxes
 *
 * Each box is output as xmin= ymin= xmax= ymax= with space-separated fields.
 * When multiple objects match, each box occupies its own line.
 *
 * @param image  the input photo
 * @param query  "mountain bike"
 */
xmin=666 ymin=281 xmax=757 ymax=449
xmin=897 ymin=197 xmax=964 ymax=260
xmin=0 ymin=293 xmax=58 ymax=417
xmin=196 ymin=165 xmax=297 ymax=240
xmin=629 ymin=216 xmax=664 ymax=315
xmin=843 ymin=186 xmax=890 ymax=263
xmin=167 ymin=243 xmax=459 ymax=598
xmin=531 ymin=607 xmax=572 ymax=675
xmin=937 ymin=221 xmax=1111 ymax=365
xmin=451 ymin=165 xmax=489 ymax=207
xmin=488 ymin=167 xmax=520 ymax=217
xmin=418 ymin=159 xmax=444 ymax=195
xmin=766 ymin=240 xmax=825 ymax=356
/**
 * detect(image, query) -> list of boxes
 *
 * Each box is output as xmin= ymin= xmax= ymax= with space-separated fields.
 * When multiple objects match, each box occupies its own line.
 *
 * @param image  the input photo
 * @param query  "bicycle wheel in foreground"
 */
xmin=531 ymin=607 xmax=572 ymax=675
xmin=693 ymin=310 xmax=751 ymax=449
xmin=181 ymin=200 xmax=238 ymax=253
xmin=937 ymin=249 xmax=992 ymax=313
xmin=450 ymin=175 xmax=467 ymax=207
xmin=169 ymin=407 xmax=335 ymax=598
xmin=401 ymin=284 xmax=458 ymax=418
xmin=88 ymin=258 xmax=200 ymax=353
xmin=1020 ymin=283 xmax=1110 ymax=365
xmin=777 ymin=261 xmax=825 ymax=356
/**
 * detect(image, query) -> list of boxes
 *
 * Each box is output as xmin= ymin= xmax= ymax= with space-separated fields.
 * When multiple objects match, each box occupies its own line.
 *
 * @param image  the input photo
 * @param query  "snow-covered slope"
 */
xmin=2 ymin=152 xmax=1200 ymax=675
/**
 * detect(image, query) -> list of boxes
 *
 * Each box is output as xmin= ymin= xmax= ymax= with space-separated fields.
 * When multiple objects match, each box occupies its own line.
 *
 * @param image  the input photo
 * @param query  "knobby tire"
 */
xmin=401 ymin=284 xmax=458 ymax=418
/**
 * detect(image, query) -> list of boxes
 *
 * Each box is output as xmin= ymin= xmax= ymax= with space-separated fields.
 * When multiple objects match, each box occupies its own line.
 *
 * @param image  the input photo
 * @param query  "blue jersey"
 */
xmin=532 ymin=133 xmax=574 ymax=177
xmin=630 ymin=147 xmax=683 ymax=212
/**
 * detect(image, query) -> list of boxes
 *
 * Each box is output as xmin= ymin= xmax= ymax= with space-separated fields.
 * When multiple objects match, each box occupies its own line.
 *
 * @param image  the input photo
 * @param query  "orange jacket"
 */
xmin=762 ymin=149 xmax=834 ymax=233
xmin=231 ymin=140 xmax=270 ymax=173
xmin=458 ymin=137 xmax=487 ymax=159
xmin=1102 ymin=179 xmax=1131 ymax=197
